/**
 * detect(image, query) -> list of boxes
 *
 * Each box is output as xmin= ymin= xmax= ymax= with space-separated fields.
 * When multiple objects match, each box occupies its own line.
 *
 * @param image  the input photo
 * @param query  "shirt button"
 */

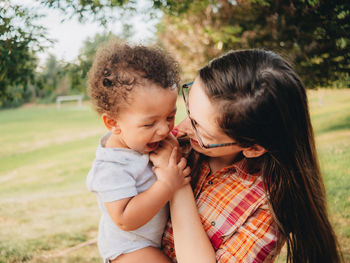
xmin=208 ymin=180 xmax=213 ymax=185
xmin=211 ymin=221 xmax=216 ymax=226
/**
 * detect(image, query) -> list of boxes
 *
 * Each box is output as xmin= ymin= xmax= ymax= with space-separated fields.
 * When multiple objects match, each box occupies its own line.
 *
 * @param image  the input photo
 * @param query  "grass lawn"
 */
xmin=0 ymin=90 xmax=349 ymax=263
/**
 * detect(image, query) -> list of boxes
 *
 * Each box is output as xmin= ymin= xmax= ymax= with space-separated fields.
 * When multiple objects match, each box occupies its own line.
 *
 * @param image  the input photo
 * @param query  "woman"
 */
xmin=151 ymin=49 xmax=342 ymax=262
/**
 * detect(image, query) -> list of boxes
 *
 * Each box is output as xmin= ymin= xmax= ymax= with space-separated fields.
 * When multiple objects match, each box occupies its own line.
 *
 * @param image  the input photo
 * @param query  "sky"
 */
xmin=15 ymin=0 xmax=160 ymax=64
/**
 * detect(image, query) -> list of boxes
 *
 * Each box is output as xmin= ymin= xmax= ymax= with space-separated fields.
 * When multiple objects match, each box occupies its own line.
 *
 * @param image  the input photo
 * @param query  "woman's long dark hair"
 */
xmin=199 ymin=49 xmax=342 ymax=263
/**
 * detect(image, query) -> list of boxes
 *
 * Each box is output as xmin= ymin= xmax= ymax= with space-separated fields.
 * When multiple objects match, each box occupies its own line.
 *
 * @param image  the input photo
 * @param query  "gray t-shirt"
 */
xmin=87 ymin=133 xmax=168 ymax=262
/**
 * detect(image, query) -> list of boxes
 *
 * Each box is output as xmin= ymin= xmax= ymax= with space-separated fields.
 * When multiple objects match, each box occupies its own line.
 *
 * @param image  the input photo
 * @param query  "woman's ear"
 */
xmin=242 ymin=144 xmax=267 ymax=158
xmin=102 ymin=113 xmax=121 ymax=134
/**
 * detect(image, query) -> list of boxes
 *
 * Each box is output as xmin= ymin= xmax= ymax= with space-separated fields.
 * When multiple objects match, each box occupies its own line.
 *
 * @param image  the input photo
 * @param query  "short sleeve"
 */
xmin=87 ymin=161 xmax=138 ymax=203
xmin=216 ymin=206 xmax=280 ymax=263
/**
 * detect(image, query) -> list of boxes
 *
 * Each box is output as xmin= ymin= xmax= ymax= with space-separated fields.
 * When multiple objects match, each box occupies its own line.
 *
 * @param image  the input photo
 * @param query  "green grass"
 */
xmin=0 ymin=92 xmax=349 ymax=263
xmin=309 ymin=90 xmax=350 ymax=262
xmin=0 ymin=104 xmax=103 ymax=263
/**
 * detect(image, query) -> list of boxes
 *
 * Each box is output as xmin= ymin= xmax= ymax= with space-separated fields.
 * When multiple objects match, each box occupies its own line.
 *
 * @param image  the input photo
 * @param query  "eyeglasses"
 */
xmin=181 ymin=82 xmax=238 ymax=149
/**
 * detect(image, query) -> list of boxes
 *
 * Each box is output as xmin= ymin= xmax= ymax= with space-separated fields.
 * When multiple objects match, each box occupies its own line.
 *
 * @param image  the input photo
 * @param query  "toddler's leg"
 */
xmin=111 ymin=246 xmax=172 ymax=263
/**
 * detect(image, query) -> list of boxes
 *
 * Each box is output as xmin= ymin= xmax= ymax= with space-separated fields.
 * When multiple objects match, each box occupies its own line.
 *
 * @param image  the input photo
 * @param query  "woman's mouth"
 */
xmin=147 ymin=141 xmax=160 ymax=151
xmin=190 ymin=138 xmax=200 ymax=147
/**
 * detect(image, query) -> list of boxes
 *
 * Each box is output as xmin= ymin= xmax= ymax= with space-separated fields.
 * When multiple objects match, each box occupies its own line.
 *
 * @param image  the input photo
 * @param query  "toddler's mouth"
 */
xmin=147 ymin=141 xmax=160 ymax=150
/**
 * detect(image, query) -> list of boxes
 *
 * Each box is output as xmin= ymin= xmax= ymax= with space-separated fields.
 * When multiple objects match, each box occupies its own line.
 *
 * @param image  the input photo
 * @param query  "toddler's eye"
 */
xmin=167 ymin=116 xmax=175 ymax=121
xmin=143 ymin=123 xmax=154 ymax=128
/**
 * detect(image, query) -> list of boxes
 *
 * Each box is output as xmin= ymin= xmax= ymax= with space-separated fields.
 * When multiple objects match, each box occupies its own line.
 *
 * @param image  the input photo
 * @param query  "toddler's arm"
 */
xmin=105 ymin=148 xmax=191 ymax=231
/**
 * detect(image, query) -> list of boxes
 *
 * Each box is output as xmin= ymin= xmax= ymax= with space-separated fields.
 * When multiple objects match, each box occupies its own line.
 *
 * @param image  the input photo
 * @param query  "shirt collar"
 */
xmin=194 ymin=157 xmax=261 ymax=197
xmin=95 ymin=132 xmax=149 ymax=165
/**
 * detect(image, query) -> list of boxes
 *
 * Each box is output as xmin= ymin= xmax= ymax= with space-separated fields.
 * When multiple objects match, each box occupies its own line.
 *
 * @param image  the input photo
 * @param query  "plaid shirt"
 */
xmin=162 ymin=158 xmax=282 ymax=263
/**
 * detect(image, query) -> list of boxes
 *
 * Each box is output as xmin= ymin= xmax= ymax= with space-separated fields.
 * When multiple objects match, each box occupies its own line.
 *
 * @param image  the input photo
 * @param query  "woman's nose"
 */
xmin=176 ymin=117 xmax=193 ymax=137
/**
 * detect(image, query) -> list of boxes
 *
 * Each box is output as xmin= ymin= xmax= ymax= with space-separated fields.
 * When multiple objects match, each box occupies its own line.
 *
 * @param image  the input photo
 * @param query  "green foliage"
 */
xmin=2 ymin=0 xmax=348 ymax=110
xmin=0 ymin=1 xmax=128 ymax=108
xmin=43 ymin=0 xmax=132 ymax=25
xmin=34 ymin=32 xmax=118 ymax=103
xmin=157 ymin=0 xmax=350 ymax=88
xmin=153 ymin=0 xmax=209 ymax=15
xmin=77 ymin=32 xmax=116 ymax=80
xmin=69 ymin=32 xmax=123 ymax=95
xmin=36 ymin=55 xmax=63 ymax=99
xmin=0 ymin=1 xmax=52 ymax=108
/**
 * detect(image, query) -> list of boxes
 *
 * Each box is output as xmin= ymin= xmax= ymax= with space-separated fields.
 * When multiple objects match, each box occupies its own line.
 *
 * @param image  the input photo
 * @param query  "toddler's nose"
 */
xmin=157 ymin=122 xmax=170 ymax=137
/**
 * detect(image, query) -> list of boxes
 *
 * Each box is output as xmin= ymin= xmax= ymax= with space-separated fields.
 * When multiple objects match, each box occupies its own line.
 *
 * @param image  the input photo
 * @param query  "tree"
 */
xmin=43 ymin=0 xmax=134 ymax=25
xmin=68 ymin=32 xmax=120 ymax=94
xmin=0 ymin=1 xmax=51 ymax=107
xmin=43 ymin=0 xmax=349 ymax=87
xmin=157 ymin=0 xmax=350 ymax=87
xmin=0 ymin=0 xmax=138 ymax=108
xmin=34 ymin=32 xmax=125 ymax=101
xmin=77 ymin=32 xmax=117 ymax=80
xmin=50 ymin=32 xmax=120 ymax=97
xmin=35 ymin=54 xmax=63 ymax=100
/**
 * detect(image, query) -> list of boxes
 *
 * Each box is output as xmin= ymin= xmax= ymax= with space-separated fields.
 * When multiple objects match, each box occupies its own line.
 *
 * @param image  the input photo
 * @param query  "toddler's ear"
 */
xmin=102 ymin=113 xmax=121 ymax=134
xmin=242 ymin=144 xmax=267 ymax=158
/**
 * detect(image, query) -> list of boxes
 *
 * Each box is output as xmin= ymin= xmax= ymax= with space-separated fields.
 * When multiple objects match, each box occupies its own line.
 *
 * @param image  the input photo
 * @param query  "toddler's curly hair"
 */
xmin=88 ymin=40 xmax=180 ymax=117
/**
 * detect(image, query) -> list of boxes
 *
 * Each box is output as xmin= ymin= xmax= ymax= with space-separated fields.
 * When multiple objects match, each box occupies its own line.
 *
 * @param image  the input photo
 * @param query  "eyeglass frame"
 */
xmin=181 ymin=81 xmax=238 ymax=149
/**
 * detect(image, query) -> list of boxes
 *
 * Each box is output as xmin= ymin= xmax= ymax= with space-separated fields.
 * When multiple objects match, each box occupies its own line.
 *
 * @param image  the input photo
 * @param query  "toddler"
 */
xmin=86 ymin=41 xmax=190 ymax=263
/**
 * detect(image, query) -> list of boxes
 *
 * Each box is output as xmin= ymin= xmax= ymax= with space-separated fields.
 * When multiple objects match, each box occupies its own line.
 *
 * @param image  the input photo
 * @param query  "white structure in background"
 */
xmin=56 ymin=95 xmax=83 ymax=109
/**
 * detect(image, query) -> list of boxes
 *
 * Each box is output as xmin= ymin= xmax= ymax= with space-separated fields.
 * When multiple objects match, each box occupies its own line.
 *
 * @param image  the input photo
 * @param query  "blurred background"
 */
xmin=0 ymin=0 xmax=349 ymax=262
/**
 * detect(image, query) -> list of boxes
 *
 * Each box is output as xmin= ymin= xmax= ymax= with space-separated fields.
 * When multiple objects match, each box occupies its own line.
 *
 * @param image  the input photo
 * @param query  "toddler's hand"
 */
xmin=150 ymin=134 xmax=181 ymax=168
xmin=152 ymin=147 xmax=191 ymax=194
